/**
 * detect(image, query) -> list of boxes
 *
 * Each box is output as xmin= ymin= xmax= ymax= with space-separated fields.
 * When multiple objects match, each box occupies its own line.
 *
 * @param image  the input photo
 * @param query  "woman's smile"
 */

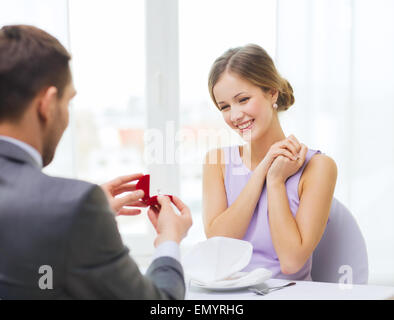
xmin=237 ymin=119 xmax=255 ymax=132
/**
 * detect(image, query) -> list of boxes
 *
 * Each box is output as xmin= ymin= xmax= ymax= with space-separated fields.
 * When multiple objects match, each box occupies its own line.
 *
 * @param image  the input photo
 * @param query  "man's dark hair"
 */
xmin=0 ymin=25 xmax=71 ymax=121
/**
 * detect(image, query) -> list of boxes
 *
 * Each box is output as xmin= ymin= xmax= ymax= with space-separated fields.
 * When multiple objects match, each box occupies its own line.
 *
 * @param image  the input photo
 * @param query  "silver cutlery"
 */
xmin=249 ymin=282 xmax=296 ymax=296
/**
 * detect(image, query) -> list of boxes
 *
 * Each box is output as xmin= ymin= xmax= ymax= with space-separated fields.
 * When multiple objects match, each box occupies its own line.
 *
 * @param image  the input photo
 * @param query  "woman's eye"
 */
xmin=240 ymin=97 xmax=250 ymax=103
xmin=220 ymin=105 xmax=230 ymax=111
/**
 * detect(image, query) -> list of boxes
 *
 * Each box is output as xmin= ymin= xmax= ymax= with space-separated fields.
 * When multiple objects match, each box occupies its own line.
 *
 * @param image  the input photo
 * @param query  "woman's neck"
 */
xmin=242 ymin=116 xmax=286 ymax=169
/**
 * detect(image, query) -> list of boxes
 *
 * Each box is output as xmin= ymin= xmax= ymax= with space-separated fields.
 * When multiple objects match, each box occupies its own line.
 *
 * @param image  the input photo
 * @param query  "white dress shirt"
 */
xmin=152 ymin=240 xmax=181 ymax=263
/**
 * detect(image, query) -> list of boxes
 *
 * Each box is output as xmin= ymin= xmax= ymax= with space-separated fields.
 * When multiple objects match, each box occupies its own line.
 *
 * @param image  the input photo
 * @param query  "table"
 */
xmin=186 ymin=278 xmax=394 ymax=300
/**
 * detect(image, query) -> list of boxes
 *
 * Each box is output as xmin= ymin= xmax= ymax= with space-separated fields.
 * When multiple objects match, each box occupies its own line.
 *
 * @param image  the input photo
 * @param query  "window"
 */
xmin=178 ymin=0 xmax=278 ymax=245
xmin=68 ymin=0 xmax=151 ymax=255
xmin=0 ymin=0 xmax=73 ymax=178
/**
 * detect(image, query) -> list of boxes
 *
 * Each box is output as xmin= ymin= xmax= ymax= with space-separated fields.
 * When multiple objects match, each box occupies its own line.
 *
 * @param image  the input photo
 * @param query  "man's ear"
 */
xmin=37 ymin=86 xmax=58 ymax=122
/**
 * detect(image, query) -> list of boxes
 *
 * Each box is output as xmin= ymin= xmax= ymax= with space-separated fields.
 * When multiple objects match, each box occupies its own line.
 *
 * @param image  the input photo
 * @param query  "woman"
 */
xmin=203 ymin=44 xmax=337 ymax=280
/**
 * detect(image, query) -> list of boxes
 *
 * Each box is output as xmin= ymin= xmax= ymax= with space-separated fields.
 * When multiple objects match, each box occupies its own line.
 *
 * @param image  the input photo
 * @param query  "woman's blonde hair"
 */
xmin=208 ymin=44 xmax=295 ymax=112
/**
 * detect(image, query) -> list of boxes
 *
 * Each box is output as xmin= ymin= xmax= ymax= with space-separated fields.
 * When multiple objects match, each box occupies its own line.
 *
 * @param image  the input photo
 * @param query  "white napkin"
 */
xmin=182 ymin=237 xmax=253 ymax=285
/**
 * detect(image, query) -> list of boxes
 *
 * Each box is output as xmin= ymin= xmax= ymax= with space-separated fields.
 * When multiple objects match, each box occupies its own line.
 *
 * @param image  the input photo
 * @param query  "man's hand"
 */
xmin=147 ymin=196 xmax=193 ymax=247
xmin=100 ymin=173 xmax=148 ymax=216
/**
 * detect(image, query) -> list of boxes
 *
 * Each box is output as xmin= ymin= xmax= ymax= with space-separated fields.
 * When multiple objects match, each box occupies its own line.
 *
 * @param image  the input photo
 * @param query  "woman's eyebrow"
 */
xmin=233 ymin=92 xmax=246 ymax=99
xmin=218 ymin=92 xmax=247 ymax=105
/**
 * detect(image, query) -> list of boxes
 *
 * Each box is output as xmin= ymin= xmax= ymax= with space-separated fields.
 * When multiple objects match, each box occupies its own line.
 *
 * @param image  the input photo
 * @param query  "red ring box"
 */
xmin=136 ymin=174 xmax=173 ymax=206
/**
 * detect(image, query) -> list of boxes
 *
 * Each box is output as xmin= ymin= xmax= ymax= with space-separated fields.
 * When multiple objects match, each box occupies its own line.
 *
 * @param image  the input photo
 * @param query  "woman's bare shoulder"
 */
xmin=306 ymin=153 xmax=337 ymax=175
xmin=204 ymin=148 xmax=224 ymax=164
xmin=299 ymin=153 xmax=337 ymax=196
xmin=204 ymin=148 xmax=226 ymax=178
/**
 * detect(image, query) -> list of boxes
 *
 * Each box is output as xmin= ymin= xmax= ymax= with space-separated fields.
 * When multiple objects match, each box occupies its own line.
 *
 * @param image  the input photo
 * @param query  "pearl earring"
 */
xmin=273 ymin=103 xmax=278 ymax=110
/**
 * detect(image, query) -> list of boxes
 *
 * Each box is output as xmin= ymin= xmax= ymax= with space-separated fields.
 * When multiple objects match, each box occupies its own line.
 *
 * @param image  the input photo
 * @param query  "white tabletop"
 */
xmin=186 ymin=278 xmax=394 ymax=300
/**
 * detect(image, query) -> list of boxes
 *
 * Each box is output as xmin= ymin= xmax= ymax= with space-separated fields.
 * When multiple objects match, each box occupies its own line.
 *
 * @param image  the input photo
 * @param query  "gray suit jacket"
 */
xmin=0 ymin=140 xmax=185 ymax=299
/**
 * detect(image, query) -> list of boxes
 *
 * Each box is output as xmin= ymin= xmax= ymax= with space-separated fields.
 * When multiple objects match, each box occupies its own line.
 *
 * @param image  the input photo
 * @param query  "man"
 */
xmin=0 ymin=25 xmax=192 ymax=299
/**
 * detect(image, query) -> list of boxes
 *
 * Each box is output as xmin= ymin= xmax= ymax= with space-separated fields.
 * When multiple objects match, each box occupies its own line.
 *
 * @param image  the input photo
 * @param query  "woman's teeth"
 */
xmin=238 ymin=120 xmax=254 ymax=130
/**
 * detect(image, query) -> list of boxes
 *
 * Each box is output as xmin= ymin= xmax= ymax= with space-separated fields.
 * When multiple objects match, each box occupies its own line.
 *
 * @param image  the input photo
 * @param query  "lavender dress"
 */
xmin=223 ymin=145 xmax=321 ymax=281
